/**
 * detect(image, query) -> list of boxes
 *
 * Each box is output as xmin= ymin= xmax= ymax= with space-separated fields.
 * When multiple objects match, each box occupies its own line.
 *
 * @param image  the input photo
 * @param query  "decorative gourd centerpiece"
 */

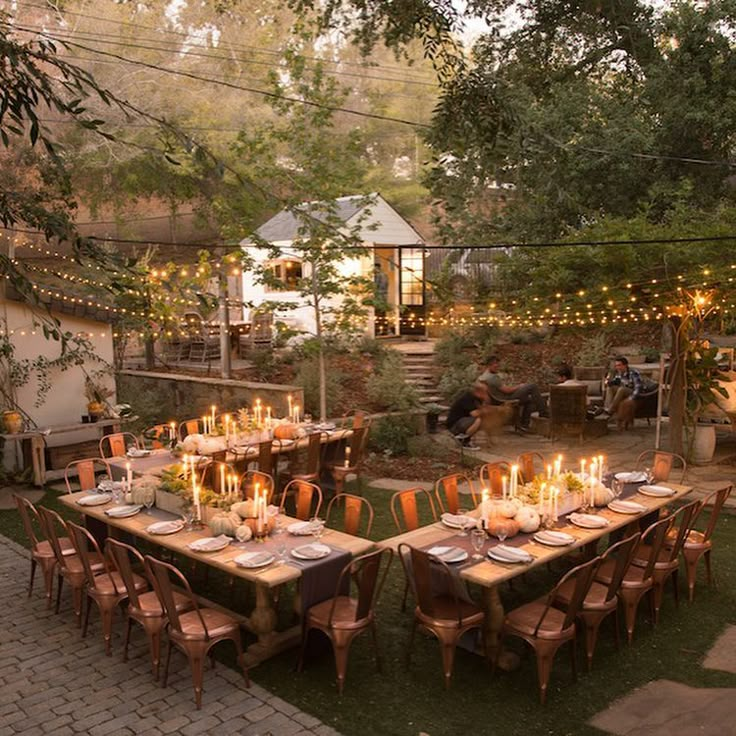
xmin=208 ymin=510 xmax=243 ymax=537
xmin=589 ymin=483 xmax=615 ymax=507
xmin=273 ymin=422 xmax=299 ymax=440
xmin=230 ymin=499 xmax=274 ymax=535
xmin=485 ymin=514 xmax=521 ymax=539
xmin=514 ymin=505 xmax=541 ymax=533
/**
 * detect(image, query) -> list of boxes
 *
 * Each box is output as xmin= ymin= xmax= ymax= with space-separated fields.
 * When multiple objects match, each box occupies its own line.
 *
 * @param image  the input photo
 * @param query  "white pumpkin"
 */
xmin=198 ymin=437 xmax=226 ymax=455
xmin=209 ymin=511 xmax=240 ymax=537
xmin=181 ymin=434 xmax=203 ymax=453
xmin=231 ymin=499 xmax=256 ymax=519
xmin=592 ymin=485 xmax=615 ymax=507
xmin=235 ymin=524 xmax=253 ymax=542
xmin=496 ymin=499 xmax=519 ymax=519
xmin=515 ymin=506 xmax=541 ymax=533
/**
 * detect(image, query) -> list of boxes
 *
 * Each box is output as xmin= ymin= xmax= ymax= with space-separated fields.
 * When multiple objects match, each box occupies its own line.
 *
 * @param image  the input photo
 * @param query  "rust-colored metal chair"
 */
xmin=595 ymin=515 xmax=672 ymax=643
xmin=279 ymin=479 xmax=323 ymax=521
xmin=67 ymin=522 xmax=148 ymax=655
xmin=325 ymin=493 xmax=374 ymax=537
xmin=478 ymin=461 xmax=511 ymax=496
xmin=324 ymin=426 xmax=370 ymax=495
xmin=635 ymin=450 xmax=687 ymax=484
xmin=339 ymin=409 xmax=372 ymax=430
xmin=434 ymin=473 xmax=478 ymax=514
xmin=99 ymin=432 xmax=140 ymax=459
xmin=554 ymin=533 xmax=640 ymax=670
xmin=516 ymin=452 xmax=546 ymax=484
xmin=178 ymin=418 xmax=203 ymax=441
xmin=400 ymin=543 xmax=486 ymax=689
xmin=280 ymin=432 xmax=324 ymax=486
xmin=145 ymin=555 xmax=250 ymax=709
xmin=142 ymin=423 xmax=176 ymax=449
xmin=630 ymin=499 xmax=700 ymax=621
xmin=298 ymin=547 xmax=392 ymax=694
xmin=666 ymin=484 xmax=733 ymax=601
xmin=106 ymin=539 xmax=192 ymax=679
xmin=14 ymin=494 xmax=74 ymax=607
xmin=390 ymin=487 xmax=438 ymax=533
xmin=237 ymin=470 xmax=275 ymax=503
xmin=500 ymin=556 xmax=601 ymax=704
xmin=63 ymin=457 xmax=113 ymax=493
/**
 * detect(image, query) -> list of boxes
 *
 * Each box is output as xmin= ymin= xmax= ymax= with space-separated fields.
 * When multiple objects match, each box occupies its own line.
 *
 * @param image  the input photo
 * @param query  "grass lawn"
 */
xmin=3 ymin=483 xmax=735 ymax=736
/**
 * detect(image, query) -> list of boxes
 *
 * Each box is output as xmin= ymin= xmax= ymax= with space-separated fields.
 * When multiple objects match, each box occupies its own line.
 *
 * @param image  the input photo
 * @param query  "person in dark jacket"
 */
xmin=446 ymin=382 xmax=488 ymax=450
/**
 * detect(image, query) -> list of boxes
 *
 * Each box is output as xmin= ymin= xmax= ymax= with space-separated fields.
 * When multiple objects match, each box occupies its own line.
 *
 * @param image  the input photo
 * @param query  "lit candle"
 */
xmin=288 ymin=394 xmax=293 ymax=419
xmin=294 ymin=404 xmax=300 ymax=424
xmin=540 ymin=482 xmax=547 ymax=517
xmin=598 ymin=454 xmax=604 ymax=484
xmin=235 ymin=473 xmax=240 ymax=497
xmin=183 ymin=453 xmax=189 ymax=479
xmin=169 ymin=421 xmax=176 ymax=442
xmin=554 ymin=455 xmax=562 ymax=478
xmin=547 ymin=464 xmax=552 ymax=480
xmin=193 ymin=481 xmax=201 ymax=521
xmin=553 ymin=487 xmax=559 ymax=522
xmin=481 ymin=488 xmax=489 ymax=519
xmin=344 ymin=446 xmax=351 ymax=468
xmin=502 ymin=475 xmax=507 ymax=500
xmin=220 ymin=464 xmax=225 ymax=495
xmin=211 ymin=404 xmax=216 ymax=427
xmin=580 ymin=458 xmax=586 ymax=479
xmin=224 ymin=414 xmax=230 ymax=440
xmin=256 ymin=489 xmax=263 ymax=534
xmin=510 ymin=464 xmax=519 ymax=498
xmin=126 ymin=461 xmax=132 ymax=491
xmin=266 ymin=406 xmax=271 ymax=422
xmin=202 ymin=415 xmax=208 ymax=435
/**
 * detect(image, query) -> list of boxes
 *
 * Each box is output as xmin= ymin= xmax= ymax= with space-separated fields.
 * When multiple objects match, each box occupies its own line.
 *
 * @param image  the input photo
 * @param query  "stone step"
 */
xmin=402 ymin=355 xmax=435 ymax=364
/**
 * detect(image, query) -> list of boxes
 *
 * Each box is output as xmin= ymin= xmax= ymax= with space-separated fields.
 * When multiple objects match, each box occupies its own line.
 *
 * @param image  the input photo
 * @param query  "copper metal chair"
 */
xmin=635 ymin=450 xmax=687 ymax=484
xmin=630 ymin=499 xmax=700 ymax=621
xmin=99 ymin=432 xmax=140 ymax=459
xmin=666 ymin=484 xmax=733 ymax=601
xmin=434 ymin=473 xmax=478 ymax=514
xmin=517 ymin=452 xmax=547 ymax=484
xmin=178 ymin=418 xmax=203 ymax=440
xmin=238 ymin=470 xmax=275 ymax=503
xmin=106 ymin=539 xmax=193 ymax=679
xmin=325 ymin=493 xmax=374 ymax=537
xmin=339 ymin=409 xmax=372 ymax=430
xmin=63 ymin=457 xmax=113 ymax=493
xmin=390 ymin=487 xmax=438 ymax=533
xmin=500 ymin=556 xmax=601 ymax=704
xmin=67 ymin=522 xmax=148 ymax=655
xmin=478 ymin=461 xmax=511 ymax=496
xmin=298 ymin=547 xmax=392 ymax=694
xmin=554 ymin=533 xmax=640 ymax=670
xmin=280 ymin=432 xmax=324 ymax=486
xmin=324 ymin=426 xmax=369 ymax=495
xmin=142 ymin=423 xmax=175 ymax=449
xmin=37 ymin=507 xmax=103 ymax=624
xmin=14 ymin=494 xmax=74 ymax=607
xmin=145 ymin=555 xmax=250 ymax=709
xmin=595 ymin=515 xmax=672 ymax=642
xmin=279 ymin=479 xmax=323 ymax=521
xmin=399 ymin=543 xmax=486 ymax=688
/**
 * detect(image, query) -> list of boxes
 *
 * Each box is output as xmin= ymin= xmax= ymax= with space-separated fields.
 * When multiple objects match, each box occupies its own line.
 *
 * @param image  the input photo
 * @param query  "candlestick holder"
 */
xmin=253 ymin=527 xmax=269 ymax=543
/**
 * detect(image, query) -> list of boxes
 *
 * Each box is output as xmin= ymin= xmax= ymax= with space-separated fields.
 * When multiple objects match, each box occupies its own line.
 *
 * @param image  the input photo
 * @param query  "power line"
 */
xmin=13 ymin=24 xmax=430 ymax=129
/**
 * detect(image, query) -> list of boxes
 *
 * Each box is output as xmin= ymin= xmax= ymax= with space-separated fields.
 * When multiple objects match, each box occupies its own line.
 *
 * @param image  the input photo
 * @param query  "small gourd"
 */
xmin=495 ymin=499 xmax=519 ymax=519
xmin=231 ymin=499 xmax=256 ymax=519
xmin=592 ymin=485 xmax=615 ymax=507
xmin=485 ymin=516 xmax=521 ymax=539
xmin=208 ymin=511 xmax=240 ymax=537
xmin=235 ymin=524 xmax=253 ymax=542
xmin=515 ymin=506 xmax=541 ymax=533
xmin=181 ymin=434 xmax=202 ymax=453
xmin=273 ymin=423 xmax=298 ymax=440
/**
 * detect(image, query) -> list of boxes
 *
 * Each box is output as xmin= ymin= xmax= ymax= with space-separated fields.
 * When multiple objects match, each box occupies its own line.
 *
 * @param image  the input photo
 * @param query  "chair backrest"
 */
xmin=279 ymin=479 xmax=323 ymax=520
xmin=341 ymin=426 xmax=369 ymax=468
xmin=598 ymin=533 xmax=641 ymax=602
xmin=638 ymin=515 xmax=676 ymax=577
xmin=37 ymin=506 xmax=71 ymax=567
xmin=64 ymin=457 xmax=112 ymax=493
xmin=434 ymin=473 xmax=477 ymax=514
xmin=325 ymin=493 xmax=374 ymax=537
xmin=700 ymin=484 xmax=733 ymax=543
xmin=662 ymin=499 xmax=701 ymax=563
xmin=516 ymin=452 xmax=546 ymax=484
xmin=99 ymin=432 xmax=139 ymax=459
xmin=549 ymin=385 xmax=588 ymax=434
xmin=327 ymin=548 xmax=392 ymax=624
xmin=13 ymin=494 xmax=42 ymax=549
xmin=390 ymin=488 xmax=437 ymax=533
xmin=179 ymin=418 xmax=203 ymax=440
xmin=478 ymin=461 xmax=510 ymax=497
xmin=250 ymin=311 xmax=273 ymax=346
xmin=256 ymin=439 xmax=275 ymax=476
xmin=545 ymin=556 xmax=601 ymax=634
xmin=341 ymin=410 xmax=372 ymax=430
xmin=105 ymin=538 xmax=145 ymax=608
xmin=205 ymin=461 xmax=237 ymax=495
xmin=636 ymin=450 xmax=686 ymax=484
xmin=239 ymin=470 xmax=275 ymax=503
xmin=289 ymin=432 xmax=323 ymax=476
xmin=66 ymin=520 xmax=113 ymax=591
xmin=399 ymin=543 xmax=467 ymax=624
xmin=145 ymin=555 xmax=205 ymax=637
xmin=142 ymin=424 xmax=174 ymax=449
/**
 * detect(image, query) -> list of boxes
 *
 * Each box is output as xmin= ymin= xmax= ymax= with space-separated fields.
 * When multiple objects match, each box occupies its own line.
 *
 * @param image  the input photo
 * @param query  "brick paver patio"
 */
xmin=0 ymin=534 xmax=341 ymax=736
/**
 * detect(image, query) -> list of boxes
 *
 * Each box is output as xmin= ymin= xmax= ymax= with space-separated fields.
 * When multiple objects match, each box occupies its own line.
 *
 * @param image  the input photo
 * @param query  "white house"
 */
xmin=240 ymin=193 xmax=427 ymax=338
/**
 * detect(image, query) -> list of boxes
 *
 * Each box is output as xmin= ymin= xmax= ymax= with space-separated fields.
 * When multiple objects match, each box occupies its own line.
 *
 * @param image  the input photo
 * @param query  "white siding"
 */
xmin=345 ymin=195 xmax=423 ymax=245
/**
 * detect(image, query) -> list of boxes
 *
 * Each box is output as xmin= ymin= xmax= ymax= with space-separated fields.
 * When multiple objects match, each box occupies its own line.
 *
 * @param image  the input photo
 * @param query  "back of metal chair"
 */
xmin=145 ymin=556 xmax=205 ymax=638
xmin=700 ymin=484 xmax=733 ymax=543
xmin=179 ymin=419 xmax=202 ymax=441
xmin=542 ymin=556 xmax=601 ymax=634
xmin=636 ymin=450 xmax=686 ymax=484
xmin=66 ymin=521 xmax=113 ymax=592
xmin=106 ymin=538 xmax=146 ymax=608
xmin=280 ymin=479 xmax=323 ymax=521
xmin=391 ymin=488 xmax=437 ymax=533
xmin=549 ymin=385 xmax=588 ymax=441
xmin=99 ymin=433 xmax=138 ymax=459
xmin=478 ymin=461 xmax=510 ymax=496
xmin=516 ymin=452 xmax=546 ymax=484
xmin=325 ymin=493 xmax=374 ymax=537
xmin=37 ymin=506 xmax=70 ymax=567
xmin=434 ymin=473 xmax=477 ymax=514
xmin=239 ymin=470 xmax=275 ymax=503
xmin=14 ymin=494 xmax=42 ymax=549
xmin=64 ymin=457 xmax=111 ymax=493
xmin=143 ymin=424 xmax=174 ymax=449
xmin=663 ymin=500 xmax=700 ymax=563
xmin=290 ymin=432 xmax=323 ymax=476
xmin=599 ymin=533 xmax=641 ymax=602
xmin=639 ymin=515 xmax=675 ymax=578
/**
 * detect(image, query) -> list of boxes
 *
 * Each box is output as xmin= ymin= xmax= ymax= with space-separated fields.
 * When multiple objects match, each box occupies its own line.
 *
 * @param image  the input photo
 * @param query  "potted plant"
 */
xmin=84 ymin=371 xmax=114 ymax=421
xmin=425 ymin=403 xmax=443 ymax=434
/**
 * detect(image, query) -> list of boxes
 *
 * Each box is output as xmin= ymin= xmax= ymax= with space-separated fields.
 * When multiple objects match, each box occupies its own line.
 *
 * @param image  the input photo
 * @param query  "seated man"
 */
xmin=479 ymin=355 xmax=547 ymax=432
xmin=445 ymin=382 xmax=488 ymax=451
xmin=601 ymin=356 xmax=643 ymax=418
xmin=557 ymin=364 xmax=583 ymax=385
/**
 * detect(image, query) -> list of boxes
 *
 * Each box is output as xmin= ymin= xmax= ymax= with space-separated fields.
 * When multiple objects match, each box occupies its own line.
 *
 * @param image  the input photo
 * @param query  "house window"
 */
xmin=265 ymin=259 xmax=302 ymax=291
xmin=400 ymin=248 xmax=424 ymax=306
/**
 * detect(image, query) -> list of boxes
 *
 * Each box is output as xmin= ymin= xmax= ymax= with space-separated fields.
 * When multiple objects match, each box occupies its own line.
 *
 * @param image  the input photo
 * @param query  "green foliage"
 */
xmin=248 ymin=349 xmax=280 ymax=382
xmin=575 ymin=333 xmax=611 ymax=367
xmin=438 ymin=364 xmax=478 ymax=403
xmin=294 ymin=355 xmax=345 ymax=417
xmin=433 ymin=332 xmax=475 ymax=369
xmin=367 ymin=415 xmax=415 ymax=456
xmin=366 ymin=350 xmax=419 ymax=411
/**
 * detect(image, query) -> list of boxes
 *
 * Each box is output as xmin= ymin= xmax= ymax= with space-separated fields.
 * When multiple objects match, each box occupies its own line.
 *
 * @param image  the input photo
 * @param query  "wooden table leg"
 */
xmin=482 ymin=585 xmax=520 ymax=671
xmin=243 ymin=581 xmax=300 ymax=666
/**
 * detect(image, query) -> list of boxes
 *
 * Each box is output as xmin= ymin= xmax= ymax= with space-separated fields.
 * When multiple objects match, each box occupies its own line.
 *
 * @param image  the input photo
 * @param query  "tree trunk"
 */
xmin=667 ymin=316 xmax=686 ymax=456
xmin=312 ymin=267 xmax=327 ymax=421
xmin=218 ymin=269 xmax=232 ymax=379
xmin=144 ymin=336 xmax=155 ymax=371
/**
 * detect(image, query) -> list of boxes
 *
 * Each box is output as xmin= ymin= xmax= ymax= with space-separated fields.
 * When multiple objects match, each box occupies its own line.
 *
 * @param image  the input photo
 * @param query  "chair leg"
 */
xmin=569 ymin=634 xmax=578 ymax=682
xmin=671 ymin=569 xmax=679 ymax=608
xmin=82 ymin=594 xmax=91 ymax=638
xmin=100 ymin=603 xmax=115 ymax=656
xmin=405 ymin=619 xmax=417 ymax=669
xmin=533 ymin=643 xmax=559 ymax=705
xmin=123 ymin=616 xmax=132 ymax=662
xmin=683 ymin=548 xmax=701 ymax=603
xmin=55 ymin=574 xmax=64 ymax=614
xmin=162 ymin=640 xmax=173 ymax=687
xmin=232 ymin=635 xmax=250 ymax=687
xmin=439 ymin=640 xmax=457 ymax=689
xmin=704 ymin=549 xmax=714 ymax=587
xmin=369 ymin=621 xmax=382 ymax=673
xmin=332 ymin=633 xmax=353 ymax=695
xmin=72 ymin=586 xmax=83 ymax=626
xmin=150 ymin=629 xmax=162 ymax=681
xmin=42 ymin=561 xmax=55 ymax=609
xmin=188 ymin=653 xmax=206 ymax=709
xmin=619 ymin=589 xmax=644 ymax=644
xmin=29 ymin=559 xmax=37 ymax=597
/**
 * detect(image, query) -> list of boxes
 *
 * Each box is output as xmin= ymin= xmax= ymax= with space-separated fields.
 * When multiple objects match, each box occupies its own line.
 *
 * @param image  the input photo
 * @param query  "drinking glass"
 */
xmin=496 ymin=528 xmax=508 ymax=544
xmin=183 ymin=506 xmax=195 ymax=531
xmin=456 ymin=507 xmax=469 ymax=537
xmin=276 ymin=538 xmax=288 ymax=565
xmin=470 ymin=528 xmax=486 ymax=560
xmin=304 ymin=413 xmax=313 ymax=426
xmin=644 ymin=466 xmax=654 ymax=483
xmin=611 ymin=478 xmax=624 ymax=498
xmin=310 ymin=517 xmax=325 ymax=543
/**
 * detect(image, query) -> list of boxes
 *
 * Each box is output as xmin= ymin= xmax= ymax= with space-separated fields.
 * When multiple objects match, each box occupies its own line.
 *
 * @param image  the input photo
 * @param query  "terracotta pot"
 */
xmin=2 ymin=410 xmax=23 ymax=434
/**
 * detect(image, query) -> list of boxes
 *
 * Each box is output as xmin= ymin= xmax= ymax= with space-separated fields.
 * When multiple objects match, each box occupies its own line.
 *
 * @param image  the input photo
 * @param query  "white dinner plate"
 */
xmin=315 ymin=423 xmax=336 ymax=431
xmin=287 ymin=521 xmax=317 ymax=536
xmin=441 ymin=513 xmax=474 ymax=530
xmin=234 ymin=551 xmax=275 ymax=569
xmin=291 ymin=543 xmax=331 ymax=560
xmin=127 ymin=448 xmax=152 ymax=458
xmin=147 ymin=520 xmax=184 ymax=535
xmin=608 ymin=500 xmax=647 ymax=515
xmin=638 ymin=485 xmax=675 ymax=498
xmin=104 ymin=505 xmax=143 ymax=518
xmin=427 ymin=546 xmax=468 ymax=564
xmin=488 ymin=546 xmax=532 ymax=564
xmin=615 ymin=471 xmax=648 ymax=483
xmin=77 ymin=493 xmax=113 ymax=506
xmin=187 ymin=536 xmax=230 ymax=553
xmin=533 ymin=530 xmax=575 ymax=546
xmin=568 ymin=513 xmax=610 ymax=529
xmin=273 ymin=438 xmax=295 ymax=447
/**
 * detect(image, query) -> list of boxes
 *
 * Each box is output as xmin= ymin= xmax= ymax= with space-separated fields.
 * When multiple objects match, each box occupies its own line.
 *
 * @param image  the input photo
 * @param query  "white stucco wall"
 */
xmin=1 ymin=300 xmax=116 ymax=439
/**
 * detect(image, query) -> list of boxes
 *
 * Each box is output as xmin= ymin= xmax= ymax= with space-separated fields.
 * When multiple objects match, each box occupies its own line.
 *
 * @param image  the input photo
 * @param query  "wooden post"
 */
xmin=218 ymin=268 xmax=232 ymax=379
xmin=667 ymin=316 xmax=686 ymax=456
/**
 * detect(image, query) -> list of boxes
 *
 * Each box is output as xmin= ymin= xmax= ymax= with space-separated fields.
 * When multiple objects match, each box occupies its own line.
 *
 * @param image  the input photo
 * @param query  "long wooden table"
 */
xmin=380 ymin=481 xmax=692 ymax=668
xmin=60 ymin=490 xmax=374 ymax=665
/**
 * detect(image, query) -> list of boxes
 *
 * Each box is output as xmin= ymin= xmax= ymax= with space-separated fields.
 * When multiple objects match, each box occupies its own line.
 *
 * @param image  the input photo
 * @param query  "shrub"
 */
xmin=366 ymin=350 xmax=419 ymax=411
xmin=434 ymin=332 xmax=475 ymax=368
xmin=368 ymin=415 xmax=415 ymax=456
xmin=249 ymin=349 xmax=279 ymax=382
xmin=438 ymin=364 xmax=478 ymax=403
xmin=575 ymin=332 xmax=610 ymax=366
xmin=407 ymin=434 xmax=443 ymax=459
xmin=295 ymin=356 xmax=345 ymax=416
